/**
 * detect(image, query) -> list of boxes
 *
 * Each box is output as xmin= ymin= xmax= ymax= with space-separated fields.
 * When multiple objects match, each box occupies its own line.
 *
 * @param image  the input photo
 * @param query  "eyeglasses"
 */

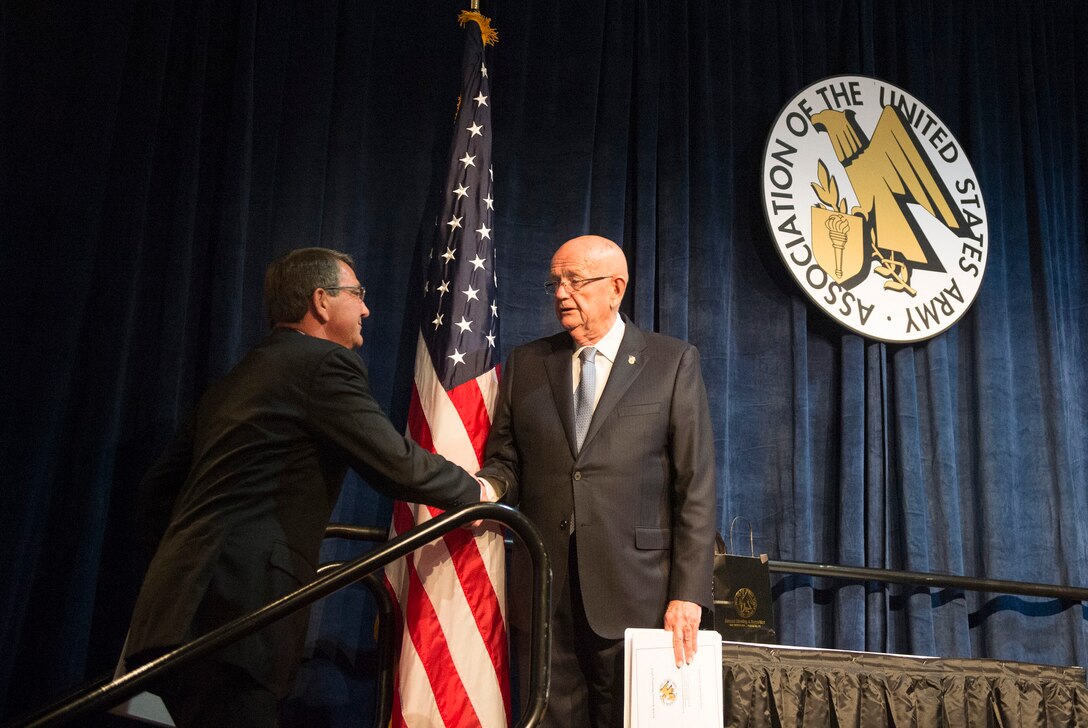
xmin=324 ymin=285 xmax=366 ymax=301
xmin=543 ymin=276 xmax=611 ymax=295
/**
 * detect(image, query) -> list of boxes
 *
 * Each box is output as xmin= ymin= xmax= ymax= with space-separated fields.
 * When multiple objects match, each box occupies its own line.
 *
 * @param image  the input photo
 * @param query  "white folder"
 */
xmin=623 ymin=628 xmax=723 ymax=728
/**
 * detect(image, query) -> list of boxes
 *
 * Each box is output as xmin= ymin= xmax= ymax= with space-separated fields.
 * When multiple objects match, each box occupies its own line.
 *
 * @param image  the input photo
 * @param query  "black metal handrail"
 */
xmin=317 ymin=523 xmax=510 ymax=728
xmin=316 ymin=524 xmax=401 ymax=728
xmin=325 ymin=524 xmax=390 ymax=543
xmin=307 ymin=568 xmax=396 ymax=728
xmin=15 ymin=503 xmax=551 ymax=728
xmin=767 ymin=559 xmax=1088 ymax=601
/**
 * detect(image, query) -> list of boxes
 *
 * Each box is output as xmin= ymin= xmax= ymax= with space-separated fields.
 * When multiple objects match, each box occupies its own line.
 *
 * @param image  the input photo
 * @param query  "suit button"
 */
xmin=574 ymin=471 xmax=582 ymax=481
xmin=559 ymin=519 xmax=570 ymax=531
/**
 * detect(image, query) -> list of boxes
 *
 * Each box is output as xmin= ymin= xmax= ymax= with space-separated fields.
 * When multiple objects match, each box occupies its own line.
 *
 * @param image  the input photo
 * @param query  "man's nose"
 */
xmin=360 ymin=301 xmax=371 ymax=318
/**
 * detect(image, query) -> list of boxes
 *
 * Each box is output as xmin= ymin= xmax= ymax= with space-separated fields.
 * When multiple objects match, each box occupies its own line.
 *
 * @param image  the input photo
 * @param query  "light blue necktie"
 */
xmin=574 ymin=347 xmax=597 ymax=451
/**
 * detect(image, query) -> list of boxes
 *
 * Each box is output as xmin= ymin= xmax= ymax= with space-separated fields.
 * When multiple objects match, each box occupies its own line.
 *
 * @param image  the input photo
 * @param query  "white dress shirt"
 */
xmin=572 ymin=314 xmax=626 ymax=413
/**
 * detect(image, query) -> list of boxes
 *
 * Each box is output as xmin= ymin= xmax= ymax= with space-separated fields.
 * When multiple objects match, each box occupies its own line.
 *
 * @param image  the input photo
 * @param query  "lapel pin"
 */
xmin=628 ymin=355 xmax=636 ymax=365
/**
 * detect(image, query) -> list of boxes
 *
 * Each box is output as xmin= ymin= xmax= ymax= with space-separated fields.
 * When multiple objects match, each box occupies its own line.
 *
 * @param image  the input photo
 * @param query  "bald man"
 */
xmin=479 ymin=235 xmax=716 ymax=727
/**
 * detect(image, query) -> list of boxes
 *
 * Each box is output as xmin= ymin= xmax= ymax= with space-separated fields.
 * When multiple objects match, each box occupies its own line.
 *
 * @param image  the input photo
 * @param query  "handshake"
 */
xmin=464 ymin=475 xmax=502 ymax=529
xmin=476 ymin=475 xmax=500 ymax=503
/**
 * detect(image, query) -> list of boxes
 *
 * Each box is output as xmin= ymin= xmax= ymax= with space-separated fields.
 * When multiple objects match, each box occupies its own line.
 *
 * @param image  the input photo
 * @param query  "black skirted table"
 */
xmin=722 ymin=642 xmax=1088 ymax=727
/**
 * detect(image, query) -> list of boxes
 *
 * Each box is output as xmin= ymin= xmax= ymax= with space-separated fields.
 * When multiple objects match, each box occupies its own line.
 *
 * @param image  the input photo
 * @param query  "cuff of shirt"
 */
xmin=476 ymin=476 xmax=499 ymax=502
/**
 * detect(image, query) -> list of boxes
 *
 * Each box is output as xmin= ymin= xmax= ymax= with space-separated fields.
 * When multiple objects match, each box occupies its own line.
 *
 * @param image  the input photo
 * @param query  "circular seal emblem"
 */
xmin=761 ymin=76 xmax=987 ymax=342
xmin=733 ymin=587 xmax=758 ymax=619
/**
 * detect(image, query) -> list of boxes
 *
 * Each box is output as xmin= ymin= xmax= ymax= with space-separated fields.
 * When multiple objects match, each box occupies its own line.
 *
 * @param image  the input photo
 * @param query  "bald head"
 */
xmin=549 ymin=234 xmax=629 ymax=346
xmin=552 ymin=235 xmax=630 ymax=281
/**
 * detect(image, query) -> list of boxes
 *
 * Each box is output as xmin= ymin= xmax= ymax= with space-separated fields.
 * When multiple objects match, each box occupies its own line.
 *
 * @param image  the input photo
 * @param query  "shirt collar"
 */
xmin=574 ymin=314 xmax=625 ymax=364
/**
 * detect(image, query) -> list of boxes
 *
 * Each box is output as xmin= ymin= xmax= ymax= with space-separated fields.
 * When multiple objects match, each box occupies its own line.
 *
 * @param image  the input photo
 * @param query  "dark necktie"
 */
xmin=574 ymin=347 xmax=597 ymax=451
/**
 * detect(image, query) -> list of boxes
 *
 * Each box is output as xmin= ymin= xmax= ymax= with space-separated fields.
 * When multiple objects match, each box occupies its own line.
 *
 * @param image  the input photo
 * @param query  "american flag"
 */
xmin=384 ymin=12 xmax=509 ymax=728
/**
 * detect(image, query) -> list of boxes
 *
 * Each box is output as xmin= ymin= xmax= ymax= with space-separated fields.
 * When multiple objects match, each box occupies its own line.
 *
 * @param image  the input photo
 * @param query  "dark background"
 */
xmin=2 ymin=0 xmax=1086 ymax=723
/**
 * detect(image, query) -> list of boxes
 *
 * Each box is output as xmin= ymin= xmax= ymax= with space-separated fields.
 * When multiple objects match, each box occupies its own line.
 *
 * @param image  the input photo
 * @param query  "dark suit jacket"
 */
xmin=480 ymin=318 xmax=716 ymax=639
xmin=124 ymin=329 xmax=478 ymax=695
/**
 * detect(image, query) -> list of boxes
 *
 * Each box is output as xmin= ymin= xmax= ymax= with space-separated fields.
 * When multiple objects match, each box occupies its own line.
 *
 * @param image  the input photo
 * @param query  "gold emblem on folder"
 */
xmin=657 ymin=679 xmax=677 ymax=706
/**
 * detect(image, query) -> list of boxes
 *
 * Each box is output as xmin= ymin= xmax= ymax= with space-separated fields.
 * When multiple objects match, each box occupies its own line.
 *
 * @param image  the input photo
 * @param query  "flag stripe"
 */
xmin=413 ymin=336 xmax=482 ymax=472
xmin=404 ymin=560 xmax=480 ymax=727
xmin=446 ymin=378 xmax=492 ymax=466
xmin=479 ymin=365 xmax=501 ymax=420
xmin=433 ymin=526 xmax=512 ymax=722
xmin=383 ymin=561 xmax=413 ymax=728
xmin=389 ymin=501 xmax=456 ymax=728
xmin=407 ymin=385 xmax=437 ymax=453
xmin=417 ymin=533 xmax=507 ymax=727
xmin=391 ymin=494 xmax=508 ymax=726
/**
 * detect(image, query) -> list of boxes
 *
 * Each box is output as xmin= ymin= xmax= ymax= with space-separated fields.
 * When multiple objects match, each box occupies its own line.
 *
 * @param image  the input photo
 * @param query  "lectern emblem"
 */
xmin=761 ymin=76 xmax=988 ymax=342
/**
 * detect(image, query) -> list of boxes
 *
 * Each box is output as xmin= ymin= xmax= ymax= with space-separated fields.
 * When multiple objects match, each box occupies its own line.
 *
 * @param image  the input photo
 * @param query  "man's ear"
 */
xmin=311 ymin=288 xmax=331 ymax=324
xmin=611 ymin=276 xmax=628 ymax=304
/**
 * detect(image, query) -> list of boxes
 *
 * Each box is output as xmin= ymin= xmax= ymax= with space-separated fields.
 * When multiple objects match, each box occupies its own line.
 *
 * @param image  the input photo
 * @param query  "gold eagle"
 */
xmin=811 ymin=106 xmax=967 ymax=274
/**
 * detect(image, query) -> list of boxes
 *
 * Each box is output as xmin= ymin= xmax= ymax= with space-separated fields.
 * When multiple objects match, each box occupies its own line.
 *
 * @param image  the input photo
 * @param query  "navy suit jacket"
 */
xmin=124 ymin=329 xmax=479 ymax=695
xmin=480 ymin=318 xmax=716 ymax=639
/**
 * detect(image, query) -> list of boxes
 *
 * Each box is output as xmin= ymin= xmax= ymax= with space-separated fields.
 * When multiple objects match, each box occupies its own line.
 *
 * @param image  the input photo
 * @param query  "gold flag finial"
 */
xmin=458 ymin=9 xmax=498 ymax=46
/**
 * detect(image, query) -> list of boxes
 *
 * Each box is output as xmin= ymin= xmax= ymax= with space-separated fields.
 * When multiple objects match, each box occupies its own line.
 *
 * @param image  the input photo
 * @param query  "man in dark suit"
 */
xmin=123 ymin=247 xmax=484 ymax=727
xmin=479 ymin=235 xmax=716 ymax=727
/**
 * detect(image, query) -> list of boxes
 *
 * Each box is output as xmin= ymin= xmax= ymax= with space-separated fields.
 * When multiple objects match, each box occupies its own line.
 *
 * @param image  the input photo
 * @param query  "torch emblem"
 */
xmin=810 ymin=158 xmax=867 ymax=286
xmin=813 ymin=208 xmax=864 ymax=284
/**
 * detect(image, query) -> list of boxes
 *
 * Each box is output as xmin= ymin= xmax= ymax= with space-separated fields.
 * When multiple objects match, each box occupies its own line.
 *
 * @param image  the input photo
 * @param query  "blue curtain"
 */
xmin=2 ymin=0 xmax=1086 ymax=722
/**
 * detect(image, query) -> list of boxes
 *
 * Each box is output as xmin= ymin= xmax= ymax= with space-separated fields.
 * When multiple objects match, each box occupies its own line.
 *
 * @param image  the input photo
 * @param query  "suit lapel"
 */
xmin=544 ymin=335 xmax=579 ymax=456
xmin=581 ymin=322 xmax=646 ymax=451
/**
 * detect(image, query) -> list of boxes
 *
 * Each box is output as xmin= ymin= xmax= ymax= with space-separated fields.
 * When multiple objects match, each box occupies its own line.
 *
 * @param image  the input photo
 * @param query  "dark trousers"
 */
xmin=516 ymin=534 xmax=625 ymax=728
xmin=129 ymin=652 xmax=279 ymax=728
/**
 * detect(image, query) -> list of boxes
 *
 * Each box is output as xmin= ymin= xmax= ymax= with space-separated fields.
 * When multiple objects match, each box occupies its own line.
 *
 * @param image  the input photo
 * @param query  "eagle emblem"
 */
xmin=809 ymin=105 xmax=969 ymax=296
xmin=761 ymin=76 xmax=988 ymax=343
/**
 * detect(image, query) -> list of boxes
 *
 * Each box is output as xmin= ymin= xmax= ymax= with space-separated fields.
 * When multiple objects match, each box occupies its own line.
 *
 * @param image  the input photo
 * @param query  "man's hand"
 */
xmin=466 ymin=476 xmax=500 ymax=529
xmin=663 ymin=599 xmax=703 ymax=667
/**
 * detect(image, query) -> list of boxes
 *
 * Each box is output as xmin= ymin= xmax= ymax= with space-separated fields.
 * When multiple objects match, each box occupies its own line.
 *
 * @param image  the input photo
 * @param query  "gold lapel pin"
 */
xmin=628 ymin=355 xmax=636 ymax=365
